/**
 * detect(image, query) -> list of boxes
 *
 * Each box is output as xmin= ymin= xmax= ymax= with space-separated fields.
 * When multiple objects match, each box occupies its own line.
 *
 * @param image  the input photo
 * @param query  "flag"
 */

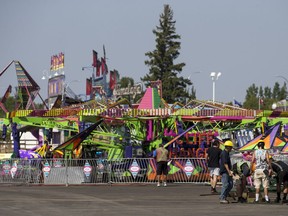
xmin=109 ymin=70 xmax=119 ymax=90
xmin=109 ymin=70 xmax=116 ymax=90
xmin=101 ymin=57 xmax=108 ymax=75
xmin=233 ymin=99 xmax=242 ymax=107
xmin=86 ymin=78 xmax=92 ymax=96
xmin=92 ymin=50 xmax=98 ymax=67
xmin=59 ymin=52 xmax=64 ymax=69
xmin=96 ymin=59 xmax=101 ymax=77
xmin=259 ymin=98 xmax=264 ymax=105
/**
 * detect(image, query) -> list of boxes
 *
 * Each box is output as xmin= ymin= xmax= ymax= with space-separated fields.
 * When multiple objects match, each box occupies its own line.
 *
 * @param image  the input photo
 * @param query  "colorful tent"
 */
xmin=239 ymin=123 xmax=281 ymax=151
xmin=138 ymin=87 xmax=163 ymax=109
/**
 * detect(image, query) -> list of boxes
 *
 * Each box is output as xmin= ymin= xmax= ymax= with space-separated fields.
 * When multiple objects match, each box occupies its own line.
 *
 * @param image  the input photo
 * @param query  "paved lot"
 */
xmin=0 ymin=183 xmax=287 ymax=216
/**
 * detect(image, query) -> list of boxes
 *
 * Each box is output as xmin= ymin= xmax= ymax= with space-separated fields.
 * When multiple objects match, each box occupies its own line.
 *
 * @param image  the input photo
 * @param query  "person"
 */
xmin=232 ymin=159 xmax=251 ymax=203
xmin=219 ymin=140 xmax=234 ymax=204
xmin=205 ymin=139 xmax=222 ymax=193
xmin=154 ymin=141 xmax=169 ymax=187
xmin=269 ymin=156 xmax=288 ymax=203
xmin=250 ymin=140 xmax=272 ymax=203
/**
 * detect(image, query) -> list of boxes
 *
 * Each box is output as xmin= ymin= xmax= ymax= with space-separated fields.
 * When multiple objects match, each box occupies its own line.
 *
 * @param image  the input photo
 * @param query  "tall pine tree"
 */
xmin=141 ymin=4 xmax=192 ymax=103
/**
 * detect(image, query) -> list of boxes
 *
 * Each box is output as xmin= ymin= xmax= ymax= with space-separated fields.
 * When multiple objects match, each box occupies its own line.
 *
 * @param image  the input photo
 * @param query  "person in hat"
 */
xmin=154 ymin=140 xmax=169 ymax=187
xmin=219 ymin=140 xmax=234 ymax=204
xmin=268 ymin=156 xmax=288 ymax=203
xmin=250 ymin=140 xmax=272 ymax=203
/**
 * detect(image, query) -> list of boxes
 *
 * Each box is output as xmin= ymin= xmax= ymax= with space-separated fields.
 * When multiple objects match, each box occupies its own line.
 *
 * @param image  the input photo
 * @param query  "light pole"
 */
xmin=210 ymin=72 xmax=221 ymax=104
xmin=61 ymin=80 xmax=79 ymax=107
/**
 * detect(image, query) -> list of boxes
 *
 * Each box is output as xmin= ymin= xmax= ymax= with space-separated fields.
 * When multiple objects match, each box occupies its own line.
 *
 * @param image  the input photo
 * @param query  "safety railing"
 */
xmin=0 ymin=158 xmax=211 ymax=186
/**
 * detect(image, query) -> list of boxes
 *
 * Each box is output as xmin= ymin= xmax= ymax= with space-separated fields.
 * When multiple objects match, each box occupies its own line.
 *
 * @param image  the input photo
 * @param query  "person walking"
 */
xmin=269 ymin=156 xmax=288 ymax=203
xmin=250 ymin=140 xmax=272 ymax=203
xmin=154 ymin=141 xmax=169 ymax=187
xmin=205 ymin=139 xmax=222 ymax=193
xmin=219 ymin=140 xmax=234 ymax=204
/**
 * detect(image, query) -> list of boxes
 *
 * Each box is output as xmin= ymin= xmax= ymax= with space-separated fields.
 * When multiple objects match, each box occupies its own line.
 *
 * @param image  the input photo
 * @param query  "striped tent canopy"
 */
xmin=138 ymin=87 xmax=164 ymax=109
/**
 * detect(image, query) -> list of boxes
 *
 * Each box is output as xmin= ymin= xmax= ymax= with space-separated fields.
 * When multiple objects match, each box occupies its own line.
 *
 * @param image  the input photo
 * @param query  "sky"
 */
xmin=0 ymin=0 xmax=288 ymax=104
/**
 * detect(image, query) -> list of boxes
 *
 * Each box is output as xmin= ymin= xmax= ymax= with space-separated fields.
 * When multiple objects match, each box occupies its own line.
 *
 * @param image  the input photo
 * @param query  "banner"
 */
xmin=92 ymin=50 xmax=98 ymax=67
xmin=50 ymin=52 xmax=65 ymax=71
xmin=86 ymin=78 xmax=92 ymax=96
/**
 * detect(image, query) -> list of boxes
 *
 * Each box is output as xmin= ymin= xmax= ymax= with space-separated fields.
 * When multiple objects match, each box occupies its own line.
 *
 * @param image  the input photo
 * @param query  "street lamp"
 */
xmin=41 ymin=70 xmax=51 ymax=80
xmin=210 ymin=72 xmax=221 ymax=103
xmin=62 ymin=80 xmax=80 ymax=107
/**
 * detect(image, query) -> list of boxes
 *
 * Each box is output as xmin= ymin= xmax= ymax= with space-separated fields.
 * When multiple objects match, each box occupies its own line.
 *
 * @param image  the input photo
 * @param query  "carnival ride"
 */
xmin=0 ymin=60 xmax=288 ymax=164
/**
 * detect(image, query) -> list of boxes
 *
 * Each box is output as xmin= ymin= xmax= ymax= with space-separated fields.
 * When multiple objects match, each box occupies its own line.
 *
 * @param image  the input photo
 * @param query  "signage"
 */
xmin=184 ymin=159 xmax=194 ymax=178
xmin=83 ymin=161 xmax=92 ymax=177
xmin=113 ymin=83 xmax=142 ymax=98
xmin=42 ymin=161 xmax=51 ymax=178
xmin=129 ymin=159 xmax=140 ymax=179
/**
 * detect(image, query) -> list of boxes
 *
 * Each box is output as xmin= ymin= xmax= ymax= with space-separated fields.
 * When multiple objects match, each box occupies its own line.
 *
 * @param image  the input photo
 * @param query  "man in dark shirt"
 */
xmin=206 ymin=139 xmax=222 ymax=193
xmin=269 ymin=157 xmax=288 ymax=203
xmin=219 ymin=140 xmax=234 ymax=204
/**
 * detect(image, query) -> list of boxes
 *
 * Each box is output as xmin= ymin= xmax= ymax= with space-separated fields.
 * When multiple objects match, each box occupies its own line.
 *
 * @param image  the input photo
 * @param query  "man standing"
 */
xmin=154 ymin=142 xmax=169 ymax=187
xmin=250 ymin=140 xmax=272 ymax=203
xmin=219 ymin=140 xmax=234 ymax=204
xmin=206 ymin=139 xmax=222 ymax=193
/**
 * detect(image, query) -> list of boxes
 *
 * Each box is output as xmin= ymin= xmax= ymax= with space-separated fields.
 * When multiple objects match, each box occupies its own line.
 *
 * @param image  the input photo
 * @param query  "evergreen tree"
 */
xmin=264 ymin=86 xmax=272 ymax=99
xmin=243 ymin=84 xmax=258 ymax=109
xmin=272 ymin=82 xmax=281 ymax=100
xmin=141 ymin=4 xmax=192 ymax=103
xmin=279 ymin=82 xmax=287 ymax=100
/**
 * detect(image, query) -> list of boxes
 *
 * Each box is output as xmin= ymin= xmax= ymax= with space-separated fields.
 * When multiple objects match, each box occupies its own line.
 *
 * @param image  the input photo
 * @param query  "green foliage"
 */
xmin=243 ymin=82 xmax=287 ymax=109
xmin=141 ymin=4 xmax=193 ymax=103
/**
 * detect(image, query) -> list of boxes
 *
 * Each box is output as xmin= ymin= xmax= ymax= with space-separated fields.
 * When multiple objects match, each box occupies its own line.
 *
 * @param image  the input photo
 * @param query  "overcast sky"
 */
xmin=0 ymin=0 xmax=287 ymax=104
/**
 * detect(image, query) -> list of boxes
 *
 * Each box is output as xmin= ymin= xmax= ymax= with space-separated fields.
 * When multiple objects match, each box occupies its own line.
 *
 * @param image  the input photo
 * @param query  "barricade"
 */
xmin=0 ymin=158 xmax=212 ymax=186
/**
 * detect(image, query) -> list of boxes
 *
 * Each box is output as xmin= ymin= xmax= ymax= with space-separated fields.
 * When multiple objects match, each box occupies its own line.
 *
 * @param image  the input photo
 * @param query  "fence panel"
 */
xmin=0 ymin=156 xmax=286 ymax=186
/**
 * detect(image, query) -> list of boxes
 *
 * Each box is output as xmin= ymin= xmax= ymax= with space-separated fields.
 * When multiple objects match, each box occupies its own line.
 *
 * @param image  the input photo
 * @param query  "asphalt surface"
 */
xmin=0 ymin=184 xmax=287 ymax=216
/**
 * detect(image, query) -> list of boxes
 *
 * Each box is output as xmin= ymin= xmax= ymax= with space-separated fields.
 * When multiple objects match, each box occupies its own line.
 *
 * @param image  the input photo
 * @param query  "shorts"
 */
xmin=156 ymin=161 xmax=168 ymax=175
xmin=208 ymin=167 xmax=220 ymax=177
xmin=253 ymin=169 xmax=269 ymax=189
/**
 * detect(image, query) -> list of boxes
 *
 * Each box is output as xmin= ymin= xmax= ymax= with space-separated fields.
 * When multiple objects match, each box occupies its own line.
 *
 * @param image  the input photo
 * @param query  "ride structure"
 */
xmin=1 ymin=56 xmax=288 ymax=161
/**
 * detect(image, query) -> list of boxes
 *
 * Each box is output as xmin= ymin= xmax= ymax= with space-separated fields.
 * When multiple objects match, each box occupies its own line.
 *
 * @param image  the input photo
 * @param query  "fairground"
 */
xmin=0 ymin=184 xmax=286 ymax=216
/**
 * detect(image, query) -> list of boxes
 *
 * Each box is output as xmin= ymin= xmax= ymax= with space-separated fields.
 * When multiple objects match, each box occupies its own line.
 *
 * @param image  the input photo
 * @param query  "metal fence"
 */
xmin=0 ymin=158 xmax=210 ymax=186
xmin=1 ymin=155 xmax=287 ymax=186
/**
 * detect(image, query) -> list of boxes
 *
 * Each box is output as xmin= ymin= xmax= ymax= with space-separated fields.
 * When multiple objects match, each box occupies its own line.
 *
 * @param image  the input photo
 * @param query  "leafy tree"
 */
xmin=141 ymin=4 xmax=192 ymax=103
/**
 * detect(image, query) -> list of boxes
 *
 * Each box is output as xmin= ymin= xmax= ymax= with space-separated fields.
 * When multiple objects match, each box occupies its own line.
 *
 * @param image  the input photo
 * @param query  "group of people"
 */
xmin=206 ymin=139 xmax=288 ymax=204
xmin=153 ymin=138 xmax=288 ymax=205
